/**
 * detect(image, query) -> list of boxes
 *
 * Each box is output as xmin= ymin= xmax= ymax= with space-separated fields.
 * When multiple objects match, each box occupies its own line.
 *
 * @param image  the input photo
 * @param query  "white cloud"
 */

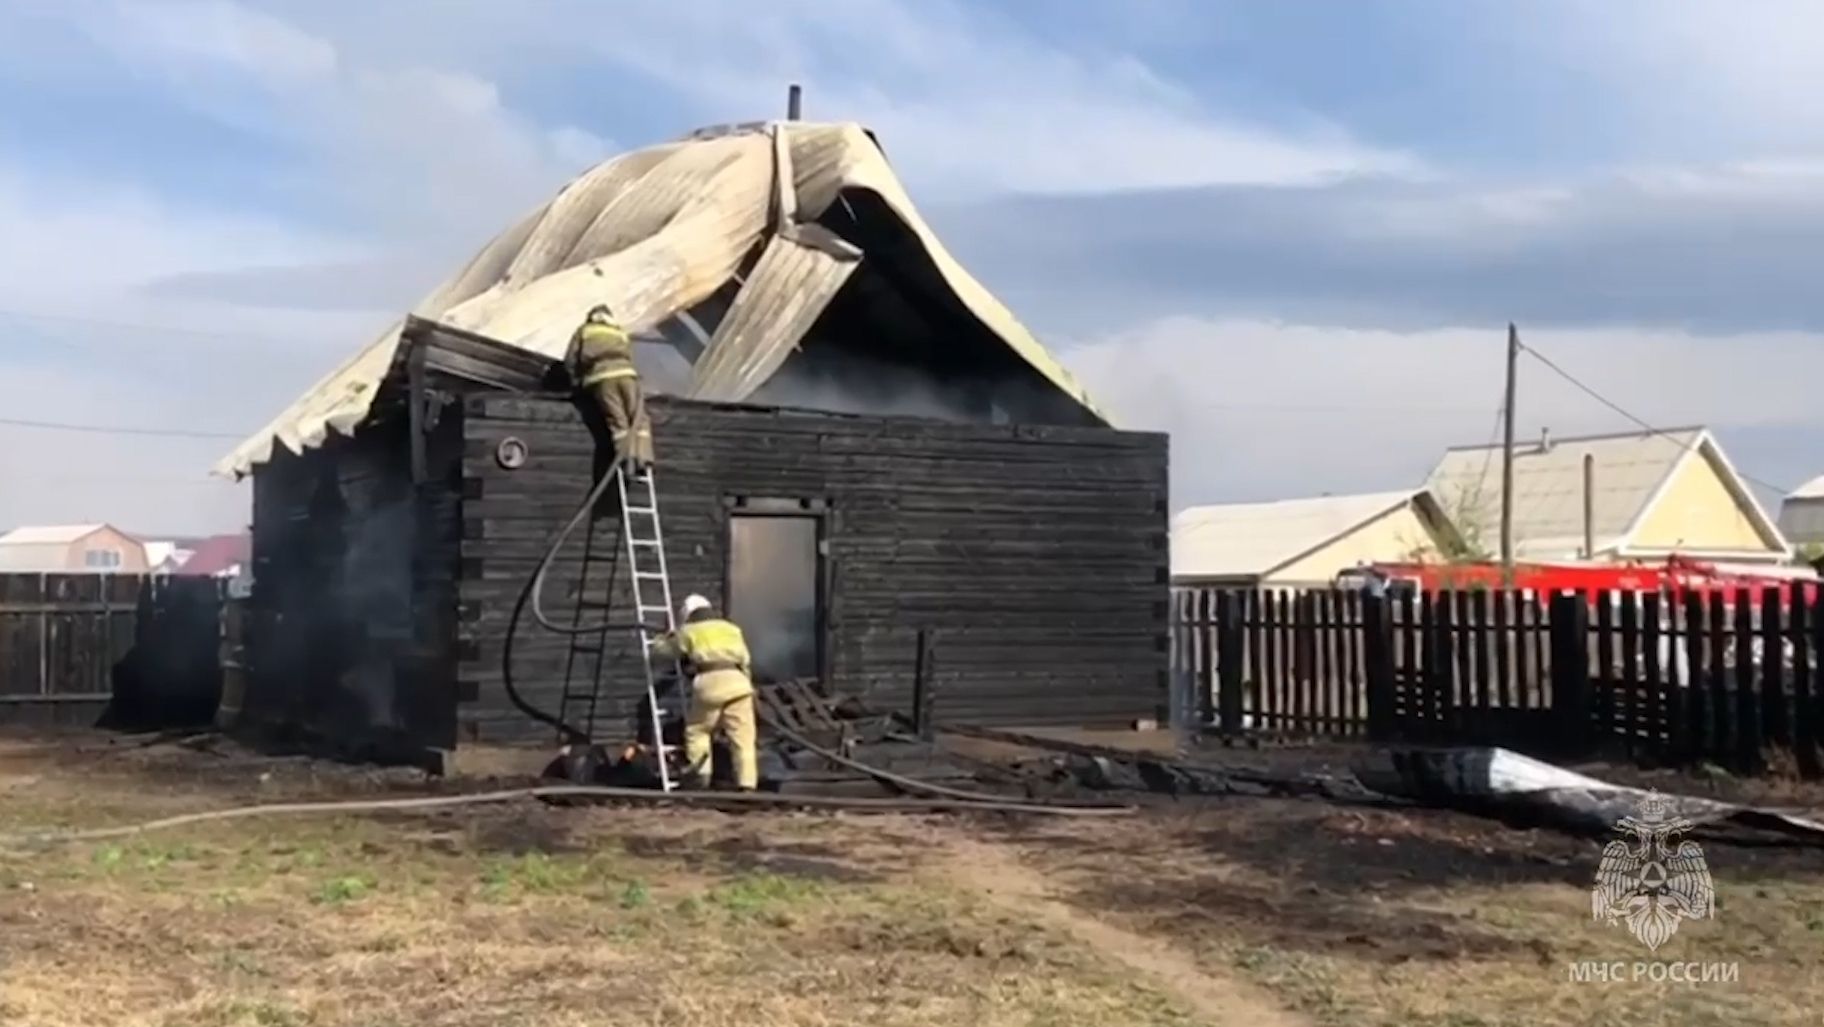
xmin=273 ymin=0 xmax=1416 ymax=197
xmin=301 ymin=63 xmax=608 ymax=241
xmin=92 ymin=0 xmax=339 ymax=86
xmin=580 ymin=0 xmax=1420 ymax=195
xmin=10 ymin=0 xmax=1824 ymax=538
xmin=1502 ymin=0 xmax=1824 ymax=153
xmin=1063 ymin=318 xmax=1824 ymax=509
xmin=0 ymin=0 xmax=614 ymax=532
xmin=0 ymin=164 xmax=359 ymax=312
xmin=0 ymin=149 xmax=383 ymax=535
xmin=933 ymin=157 xmax=1824 ymax=341
xmin=41 ymin=0 xmax=608 ymax=245
xmin=0 ymin=362 xmax=251 ymax=536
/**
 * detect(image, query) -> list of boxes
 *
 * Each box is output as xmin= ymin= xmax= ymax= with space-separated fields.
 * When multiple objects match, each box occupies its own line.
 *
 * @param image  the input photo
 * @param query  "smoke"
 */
xmin=259 ymin=444 xmax=422 ymax=742
xmin=746 ymin=342 xmax=1092 ymax=425
xmin=639 ymin=278 xmax=1098 ymax=425
xmin=629 ymin=337 xmax=696 ymax=394
xmin=727 ymin=514 xmax=820 ymax=684
xmin=751 ymin=353 xmax=988 ymax=422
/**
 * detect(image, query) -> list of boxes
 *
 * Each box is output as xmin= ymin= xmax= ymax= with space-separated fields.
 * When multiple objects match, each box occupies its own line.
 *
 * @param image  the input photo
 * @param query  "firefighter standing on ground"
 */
xmin=568 ymin=304 xmax=654 ymax=471
xmin=650 ymin=594 xmax=759 ymax=791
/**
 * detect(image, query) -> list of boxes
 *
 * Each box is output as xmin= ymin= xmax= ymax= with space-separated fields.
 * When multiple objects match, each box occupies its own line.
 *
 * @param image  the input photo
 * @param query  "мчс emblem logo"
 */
xmin=1590 ymin=791 xmax=1714 ymax=951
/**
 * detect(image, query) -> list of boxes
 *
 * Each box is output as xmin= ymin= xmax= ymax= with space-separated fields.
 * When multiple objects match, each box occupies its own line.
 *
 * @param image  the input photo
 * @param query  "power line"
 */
xmin=1517 ymin=339 xmax=1793 ymax=496
xmin=1189 ymin=400 xmax=1492 ymax=414
xmin=1467 ymin=389 xmax=1505 ymax=510
xmin=3 ymin=472 xmax=233 ymax=485
xmin=0 ymin=306 xmax=334 ymax=346
xmin=0 ymin=416 xmax=242 ymax=440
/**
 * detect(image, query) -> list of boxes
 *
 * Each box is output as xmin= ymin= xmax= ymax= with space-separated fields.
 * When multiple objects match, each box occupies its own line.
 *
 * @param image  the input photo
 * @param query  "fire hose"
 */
xmin=501 ymin=451 xmax=633 ymax=744
xmin=756 ymin=706 xmax=1128 ymax=811
xmin=497 ymin=441 xmax=1130 ymax=813
xmin=0 ymin=784 xmax=1132 ymax=850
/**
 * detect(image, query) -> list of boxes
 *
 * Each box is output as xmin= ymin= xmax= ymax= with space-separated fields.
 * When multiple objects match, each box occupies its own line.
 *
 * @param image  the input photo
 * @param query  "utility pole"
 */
xmin=1501 ymin=323 xmax=1519 ymax=586
xmin=1582 ymin=452 xmax=1596 ymax=560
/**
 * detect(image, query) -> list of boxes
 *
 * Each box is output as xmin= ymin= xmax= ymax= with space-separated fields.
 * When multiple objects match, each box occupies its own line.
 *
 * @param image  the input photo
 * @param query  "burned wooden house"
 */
xmin=217 ymin=121 xmax=1169 ymax=763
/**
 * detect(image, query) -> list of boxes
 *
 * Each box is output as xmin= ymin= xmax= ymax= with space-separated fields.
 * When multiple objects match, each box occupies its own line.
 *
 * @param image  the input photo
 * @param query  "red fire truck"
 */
xmin=1334 ymin=555 xmax=1819 ymax=606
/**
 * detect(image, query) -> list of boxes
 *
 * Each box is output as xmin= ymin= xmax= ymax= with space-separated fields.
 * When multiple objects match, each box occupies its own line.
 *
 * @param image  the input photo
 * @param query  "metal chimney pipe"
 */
xmin=787 ymin=83 xmax=803 ymax=120
xmin=1583 ymin=452 xmax=1596 ymax=560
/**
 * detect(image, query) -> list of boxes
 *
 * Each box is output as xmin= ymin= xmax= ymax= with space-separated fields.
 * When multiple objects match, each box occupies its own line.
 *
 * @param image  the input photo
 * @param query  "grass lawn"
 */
xmin=4 ymin=734 xmax=1821 ymax=1026
xmin=0 ymin=805 xmax=1200 ymax=1027
xmin=992 ymin=797 xmax=1824 ymax=1027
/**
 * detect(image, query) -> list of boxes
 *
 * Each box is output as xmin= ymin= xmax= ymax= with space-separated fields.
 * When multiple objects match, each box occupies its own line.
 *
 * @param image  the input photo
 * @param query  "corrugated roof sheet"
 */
xmin=1425 ymin=428 xmax=1704 ymax=555
xmin=686 ymin=225 xmax=860 ymax=401
xmin=0 ymin=544 xmax=70 ymax=573
xmin=1172 ymin=490 xmax=1432 ymax=580
xmin=167 ymin=534 xmax=251 ymax=577
xmin=1788 ymin=474 xmax=1824 ymax=500
xmin=215 ymin=121 xmax=1105 ymax=478
xmin=0 ymin=524 xmax=107 ymax=545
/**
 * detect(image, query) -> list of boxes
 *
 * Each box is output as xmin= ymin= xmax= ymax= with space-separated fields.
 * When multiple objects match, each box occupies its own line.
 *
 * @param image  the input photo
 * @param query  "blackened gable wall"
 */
xmin=244 ymin=407 xmax=462 ymax=759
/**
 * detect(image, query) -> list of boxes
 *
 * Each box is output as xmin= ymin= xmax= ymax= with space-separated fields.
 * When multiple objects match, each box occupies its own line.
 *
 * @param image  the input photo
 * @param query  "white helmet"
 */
xmin=680 ymin=594 xmax=712 ymax=617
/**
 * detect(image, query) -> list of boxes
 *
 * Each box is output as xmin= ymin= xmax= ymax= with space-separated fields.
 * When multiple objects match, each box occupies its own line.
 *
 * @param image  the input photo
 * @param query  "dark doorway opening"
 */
xmin=726 ymin=509 xmax=824 ymax=685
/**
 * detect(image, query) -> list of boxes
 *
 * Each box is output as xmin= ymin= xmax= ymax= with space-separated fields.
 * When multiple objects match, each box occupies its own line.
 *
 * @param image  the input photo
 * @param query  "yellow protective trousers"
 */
xmin=683 ymin=668 xmax=757 ymax=790
xmin=586 ymin=374 xmax=654 ymax=468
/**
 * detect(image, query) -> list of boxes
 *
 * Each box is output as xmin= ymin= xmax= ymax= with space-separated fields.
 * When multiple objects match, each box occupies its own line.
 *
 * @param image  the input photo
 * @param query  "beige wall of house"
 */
xmin=1269 ymin=504 xmax=1448 ymax=585
xmin=1630 ymin=454 xmax=1777 ymax=556
xmin=63 ymin=527 xmax=151 ymax=573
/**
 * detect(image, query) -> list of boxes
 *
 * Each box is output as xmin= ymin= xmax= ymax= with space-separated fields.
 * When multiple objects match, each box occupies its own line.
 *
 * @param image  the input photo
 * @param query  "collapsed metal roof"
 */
xmin=215 ymin=120 xmax=1107 ymax=479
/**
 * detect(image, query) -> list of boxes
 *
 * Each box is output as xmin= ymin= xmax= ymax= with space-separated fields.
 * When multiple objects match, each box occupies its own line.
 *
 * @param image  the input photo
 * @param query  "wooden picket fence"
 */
xmin=0 ymin=573 xmax=227 ymax=728
xmin=1174 ymin=583 xmax=1824 ymax=775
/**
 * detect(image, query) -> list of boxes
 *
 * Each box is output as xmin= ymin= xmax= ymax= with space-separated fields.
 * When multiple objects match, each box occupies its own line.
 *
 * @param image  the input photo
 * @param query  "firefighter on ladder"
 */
xmin=568 ymin=304 xmax=654 ymax=473
xmin=650 ymin=594 xmax=759 ymax=791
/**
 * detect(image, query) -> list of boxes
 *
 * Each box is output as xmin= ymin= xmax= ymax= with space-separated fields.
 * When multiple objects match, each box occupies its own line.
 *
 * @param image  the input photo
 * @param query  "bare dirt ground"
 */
xmin=2 ymin=730 xmax=1821 ymax=1026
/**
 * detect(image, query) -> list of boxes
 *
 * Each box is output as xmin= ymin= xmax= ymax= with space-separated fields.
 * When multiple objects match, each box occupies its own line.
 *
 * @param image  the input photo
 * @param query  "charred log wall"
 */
xmin=243 ymin=404 xmax=461 ymax=760
xmin=458 ymin=394 xmax=1170 ymax=745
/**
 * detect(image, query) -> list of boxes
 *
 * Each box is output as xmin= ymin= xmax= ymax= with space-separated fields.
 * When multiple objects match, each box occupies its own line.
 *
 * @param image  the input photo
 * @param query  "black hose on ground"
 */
xmin=757 ymin=705 xmax=1130 ymax=812
xmin=0 ymin=784 xmax=1135 ymax=849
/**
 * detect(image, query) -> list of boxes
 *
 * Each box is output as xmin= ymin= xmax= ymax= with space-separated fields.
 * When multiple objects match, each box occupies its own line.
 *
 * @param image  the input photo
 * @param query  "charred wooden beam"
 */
xmin=408 ymin=338 xmax=428 ymax=484
xmin=912 ymin=629 xmax=937 ymax=740
xmin=403 ymin=316 xmax=557 ymax=393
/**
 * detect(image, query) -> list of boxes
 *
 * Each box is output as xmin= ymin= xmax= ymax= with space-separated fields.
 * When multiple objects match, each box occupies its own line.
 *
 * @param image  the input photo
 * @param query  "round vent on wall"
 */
xmin=495 ymin=436 xmax=529 ymax=470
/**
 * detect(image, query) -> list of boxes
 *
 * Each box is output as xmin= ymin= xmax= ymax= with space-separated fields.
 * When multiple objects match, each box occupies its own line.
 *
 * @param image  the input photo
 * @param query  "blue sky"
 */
xmin=3 ymin=0 xmax=1824 ymax=533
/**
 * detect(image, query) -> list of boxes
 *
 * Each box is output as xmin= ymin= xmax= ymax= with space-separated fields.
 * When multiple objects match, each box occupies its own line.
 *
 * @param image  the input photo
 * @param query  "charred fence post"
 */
xmin=1362 ymin=592 xmax=1397 ymax=740
xmin=1735 ymin=591 xmax=1762 ymax=773
xmin=911 ymin=628 xmax=937 ymax=741
xmin=1167 ymin=592 xmax=1192 ymax=741
xmin=1196 ymin=589 xmax=1217 ymax=732
xmin=1790 ymin=584 xmax=1819 ymax=778
xmin=1550 ymin=592 xmax=1593 ymax=758
xmin=1760 ymin=585 xmax=1789 ymax=753
xmin=1681 ymin=589 xmax=1710 ymax=765
xmin=1216 ymin=590 xmax=1244 ymax=737
xmin=1809 ymin=587 xmax=1824 ymax=777
xmin=1371 ymin=594 xmax=1393 ymax=740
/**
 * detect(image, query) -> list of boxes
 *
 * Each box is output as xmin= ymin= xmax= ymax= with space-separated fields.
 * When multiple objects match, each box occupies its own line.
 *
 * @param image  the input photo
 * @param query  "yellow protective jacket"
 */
xmin=652 ymin=618 xmax=753 ymax=680
xmin=570 ymin=320 xmax=636 ymax=387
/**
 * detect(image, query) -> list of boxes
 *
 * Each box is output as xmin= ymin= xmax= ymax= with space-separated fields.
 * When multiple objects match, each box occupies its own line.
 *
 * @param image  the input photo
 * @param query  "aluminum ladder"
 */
xmin=555 ymin=464 xmax=682 ymax=792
